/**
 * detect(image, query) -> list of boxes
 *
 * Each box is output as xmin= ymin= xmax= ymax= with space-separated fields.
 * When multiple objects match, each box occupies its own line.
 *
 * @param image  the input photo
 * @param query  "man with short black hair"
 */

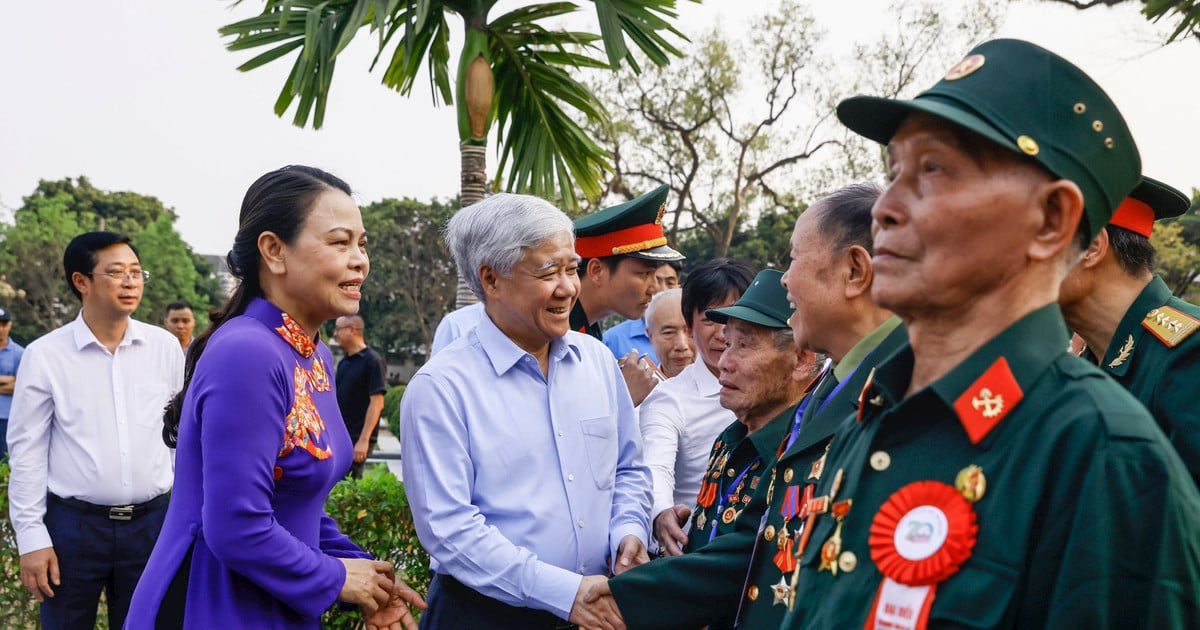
xmin=162 ymin=300 xmax=195 ymax=352
xmin=333 ymin=314 xmax=387 ymax=479
xmin=8 ymin=231 xmax=183 ymax=629
xmin=574 ymin=185 xmax=686 ymax=405
xmin=1060 ymin=177 xmax=1200 ymax=486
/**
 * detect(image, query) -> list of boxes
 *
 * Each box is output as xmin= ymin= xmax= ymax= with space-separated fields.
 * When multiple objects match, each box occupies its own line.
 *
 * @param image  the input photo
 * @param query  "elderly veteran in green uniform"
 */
xmin=587 ymin=182 xmax=906 ymax=630
xmin=1060 ymin=177 xmax=1200 ymax=487
xmin=684 ymin=270 xmax=817 ymax=553
xmin=779 ymin=38 xmax=1200 ymax=630
xmin=573 ymin=185 xmax=686 ymax=405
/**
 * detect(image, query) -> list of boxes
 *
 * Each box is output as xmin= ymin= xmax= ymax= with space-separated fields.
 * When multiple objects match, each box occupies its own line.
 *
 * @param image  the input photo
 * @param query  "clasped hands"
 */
xmin=568 ymin=534 xmax=648 ymax=630
xmin=339 ymin=558 xmax=428 ymax=630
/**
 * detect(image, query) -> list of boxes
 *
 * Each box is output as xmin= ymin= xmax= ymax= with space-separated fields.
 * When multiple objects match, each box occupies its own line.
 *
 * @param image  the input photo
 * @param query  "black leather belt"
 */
xmin=48 ymin=492 xmax=170 ymax=521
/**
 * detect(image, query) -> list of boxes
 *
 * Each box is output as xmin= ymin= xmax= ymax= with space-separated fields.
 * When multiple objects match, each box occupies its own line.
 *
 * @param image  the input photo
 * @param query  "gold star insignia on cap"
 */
xmin=944 ymin=54 xmax=985 ymax=81
xmin=1017 ymin=135 xmax=1039 ymax=156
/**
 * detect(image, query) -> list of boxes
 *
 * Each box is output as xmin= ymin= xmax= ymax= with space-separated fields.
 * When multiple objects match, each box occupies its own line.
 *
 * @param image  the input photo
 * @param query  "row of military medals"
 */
xmin=695 ymin=441 xmax=759 ymax=534
xmin=764 ymin=441 xmax=851 ymax=609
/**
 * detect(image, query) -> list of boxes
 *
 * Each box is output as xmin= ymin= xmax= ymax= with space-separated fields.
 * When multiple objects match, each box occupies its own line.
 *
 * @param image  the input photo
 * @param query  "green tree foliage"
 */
xmin=1157 ymin=215 xmax=1200 ymax=298
xmin=219 ymin=0 xmax=693 ymax=210
xmin=0 ymin=193 xmax=90 ymax=341
xmin=586 ymin=0 xmax=1000 ymax=266
xmin=0 ymin=463 xmax=40 ymax=627
xmin=1040 ymin=0 xmax=1200 ymax=41
xmin=0 ymin=178 xmax=221 ymax=341
xmin=358 ymin=197 xmax=458 ymax=361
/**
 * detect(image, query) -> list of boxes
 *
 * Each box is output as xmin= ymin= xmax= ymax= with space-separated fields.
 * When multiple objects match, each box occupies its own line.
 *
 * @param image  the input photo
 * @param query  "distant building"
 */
xmin=201 ymin=254 xmax=237 ymax=299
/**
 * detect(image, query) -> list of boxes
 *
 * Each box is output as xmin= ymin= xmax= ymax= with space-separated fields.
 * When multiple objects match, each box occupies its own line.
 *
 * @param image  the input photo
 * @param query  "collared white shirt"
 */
xmin=638 ymin=360 xmax=735 ymax=520
xmin=7 ymin=312 xmax=183 ymax=554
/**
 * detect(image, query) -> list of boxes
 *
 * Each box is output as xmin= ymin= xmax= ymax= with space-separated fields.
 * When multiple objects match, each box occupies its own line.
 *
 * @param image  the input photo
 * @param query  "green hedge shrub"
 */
xmin=0 ymin=462 xmax=430 ymax=629
xmin=380 ymin=385 xmax=406 ymax=437
xmin=322 ymin=463 xmax=431 ymax=628
xmin=1 ymin=462 xmax=41 ymax=628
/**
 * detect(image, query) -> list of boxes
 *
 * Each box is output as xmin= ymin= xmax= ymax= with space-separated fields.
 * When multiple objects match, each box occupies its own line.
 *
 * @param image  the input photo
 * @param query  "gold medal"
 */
xmin=764 ymin=524 xmax=776 ymax=542
xmin=955 ymin=464 xmax=987 ymax=503
xmin=819 ymin=500 xmax=852 ymax=575
xmin=696 ymin=511 xmax=707 ymax=532
xmin=722 ymin=506 xmax=739 ymax=524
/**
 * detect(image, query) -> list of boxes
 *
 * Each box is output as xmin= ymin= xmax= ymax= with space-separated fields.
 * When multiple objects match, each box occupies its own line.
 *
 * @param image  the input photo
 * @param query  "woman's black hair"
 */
xmin=162 ymin=165 xmax=352 ymax=447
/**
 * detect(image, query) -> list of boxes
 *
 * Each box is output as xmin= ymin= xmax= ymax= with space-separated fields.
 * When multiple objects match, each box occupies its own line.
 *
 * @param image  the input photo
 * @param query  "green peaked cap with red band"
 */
xmin=837 ymin=38 xmax=1141 ymax=241
xmin=573 ymin=184 xmax=685 ymax=261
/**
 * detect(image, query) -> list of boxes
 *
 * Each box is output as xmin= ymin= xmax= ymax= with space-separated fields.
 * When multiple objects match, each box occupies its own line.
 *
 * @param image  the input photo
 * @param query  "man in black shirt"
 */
xmin=333 ymin=315 xmax=388 ymax=478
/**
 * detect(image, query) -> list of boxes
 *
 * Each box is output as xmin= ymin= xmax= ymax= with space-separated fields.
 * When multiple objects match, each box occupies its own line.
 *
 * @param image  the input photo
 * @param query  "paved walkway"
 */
xmin=369 ymin=427 xmax=404 ymax=480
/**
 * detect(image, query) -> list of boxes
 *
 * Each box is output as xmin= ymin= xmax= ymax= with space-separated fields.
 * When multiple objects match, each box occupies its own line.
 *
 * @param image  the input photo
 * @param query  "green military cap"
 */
xmin=574 ymin=184 xmax=685 ymax=261
xmin=837 ymin=38 xmax=1141 ymax=240
xmin=1109 ymin=176 xmax=1191 ymax=238
xmin=706 ymin=269 xmax=793 ymax=329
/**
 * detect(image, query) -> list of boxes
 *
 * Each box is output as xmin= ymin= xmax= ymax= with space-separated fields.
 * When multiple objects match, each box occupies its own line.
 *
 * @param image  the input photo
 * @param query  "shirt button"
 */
xmin=726 ymin=468 xmax=736 ymax=478
xmin=838 ymin=551 xmax=858 ymax=573
xmin=869 ymin=451 xmax=891 ymax=471
xmin=568 ymin=474 xmax=575 ymax=482
xmin=577 ymin=519 xmax=585 ymax=528
xmin=557 ymin=430 xmax=564 ymax=437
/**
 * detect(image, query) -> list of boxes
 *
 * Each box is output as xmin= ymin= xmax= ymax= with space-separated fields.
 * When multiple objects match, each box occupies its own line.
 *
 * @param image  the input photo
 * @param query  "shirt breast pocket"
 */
xmin=133 ymin=383 xmax=171 ymax=427
xmin=927 ymin=558 xmax=1018 ymax=628
xmin=579 ymin=416 xmax=617 ymax=490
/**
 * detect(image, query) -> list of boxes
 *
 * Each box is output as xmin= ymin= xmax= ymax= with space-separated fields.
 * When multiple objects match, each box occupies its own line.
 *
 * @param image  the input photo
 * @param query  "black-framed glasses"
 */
xmin=86 ymin=270 xmax=151 ymax=283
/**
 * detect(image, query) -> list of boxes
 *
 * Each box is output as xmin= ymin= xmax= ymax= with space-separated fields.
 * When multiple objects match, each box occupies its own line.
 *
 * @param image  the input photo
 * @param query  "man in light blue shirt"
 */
xmin=401 ymin=193 xmax=651 ymax=629
xmin=429 ymin=301 xmax=484 ymax=356
xmin=0 ymin=308 xmax=24 ymax=461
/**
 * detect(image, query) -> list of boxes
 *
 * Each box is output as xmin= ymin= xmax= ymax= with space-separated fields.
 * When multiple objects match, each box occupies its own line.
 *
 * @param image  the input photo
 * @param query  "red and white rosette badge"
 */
xmin=863 ymin=481 xmax=977 ymax=630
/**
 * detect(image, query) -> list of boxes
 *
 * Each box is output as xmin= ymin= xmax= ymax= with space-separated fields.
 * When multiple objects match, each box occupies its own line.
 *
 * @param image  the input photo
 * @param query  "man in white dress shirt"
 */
xmin=638 ymin=258 xmax=758 ymax=556
xmin=7 ymin=231 xmax=183 ymax=629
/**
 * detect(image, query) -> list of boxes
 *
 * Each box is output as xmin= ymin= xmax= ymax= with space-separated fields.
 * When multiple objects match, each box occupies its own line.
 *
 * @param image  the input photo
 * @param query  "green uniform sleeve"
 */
xmin=1039 ymin=423 xmax=1200 ymax=627
xmin=610 ymin=491 xmax=764 ymax=629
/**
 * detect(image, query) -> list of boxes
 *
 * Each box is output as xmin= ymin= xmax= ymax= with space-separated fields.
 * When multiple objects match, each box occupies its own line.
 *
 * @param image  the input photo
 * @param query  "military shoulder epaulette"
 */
xmin=1142 ymin=305 xmax=1200 ymax=348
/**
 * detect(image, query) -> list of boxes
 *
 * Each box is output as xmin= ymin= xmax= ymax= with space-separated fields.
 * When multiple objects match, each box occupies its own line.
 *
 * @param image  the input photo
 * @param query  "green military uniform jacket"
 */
xmin=783 ymin=305 xmax=1200 ymax=629
xmin=1084 ymin=275 xmax=1200 ymax=487
xmin=569 ymin=301 xmax=602 ymax=340
xmin=607 ymin=319 xmax=908 ymax=630
xmin=685 ymin=403 xmax=797 ymax=554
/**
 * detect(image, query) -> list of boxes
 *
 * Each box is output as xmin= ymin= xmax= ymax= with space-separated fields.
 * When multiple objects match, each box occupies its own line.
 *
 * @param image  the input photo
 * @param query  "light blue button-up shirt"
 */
xmin=400 ymin=312 xmax=651 ymax=620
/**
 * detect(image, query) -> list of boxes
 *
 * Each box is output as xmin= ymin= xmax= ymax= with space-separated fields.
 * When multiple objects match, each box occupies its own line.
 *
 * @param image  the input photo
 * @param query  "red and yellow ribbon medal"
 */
xmin=863 ymin=476 xmax=980 ymax=630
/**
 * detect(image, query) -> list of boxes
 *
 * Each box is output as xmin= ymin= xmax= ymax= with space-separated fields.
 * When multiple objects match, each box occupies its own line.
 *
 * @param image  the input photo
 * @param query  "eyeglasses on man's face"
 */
xmin=86 ymin=269 xmax=151 ymax=283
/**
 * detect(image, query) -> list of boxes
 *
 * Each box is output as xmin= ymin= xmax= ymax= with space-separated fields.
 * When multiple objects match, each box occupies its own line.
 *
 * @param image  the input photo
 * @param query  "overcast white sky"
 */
xmin=1 ymin=0 xmax=1197 ymax=256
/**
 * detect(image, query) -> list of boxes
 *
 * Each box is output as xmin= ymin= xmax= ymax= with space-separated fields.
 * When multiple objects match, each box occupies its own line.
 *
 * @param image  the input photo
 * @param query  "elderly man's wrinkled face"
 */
xmin=870 ymin=113 xmax=1051 ymax=317
xmin=717 ymin=318 xmax=798 ymax=423
xmin=781 ymin=208 xmax=842 ymax=355
xmin=646 ymin=295 xmax=694 ymax=378
xmin=485 ymin=231 xmax=581 ymax=355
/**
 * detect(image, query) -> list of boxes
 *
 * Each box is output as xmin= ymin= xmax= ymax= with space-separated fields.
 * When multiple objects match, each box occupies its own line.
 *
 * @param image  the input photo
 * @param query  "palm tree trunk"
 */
xmin=455 ymin=143 xmax=489 ymax=308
